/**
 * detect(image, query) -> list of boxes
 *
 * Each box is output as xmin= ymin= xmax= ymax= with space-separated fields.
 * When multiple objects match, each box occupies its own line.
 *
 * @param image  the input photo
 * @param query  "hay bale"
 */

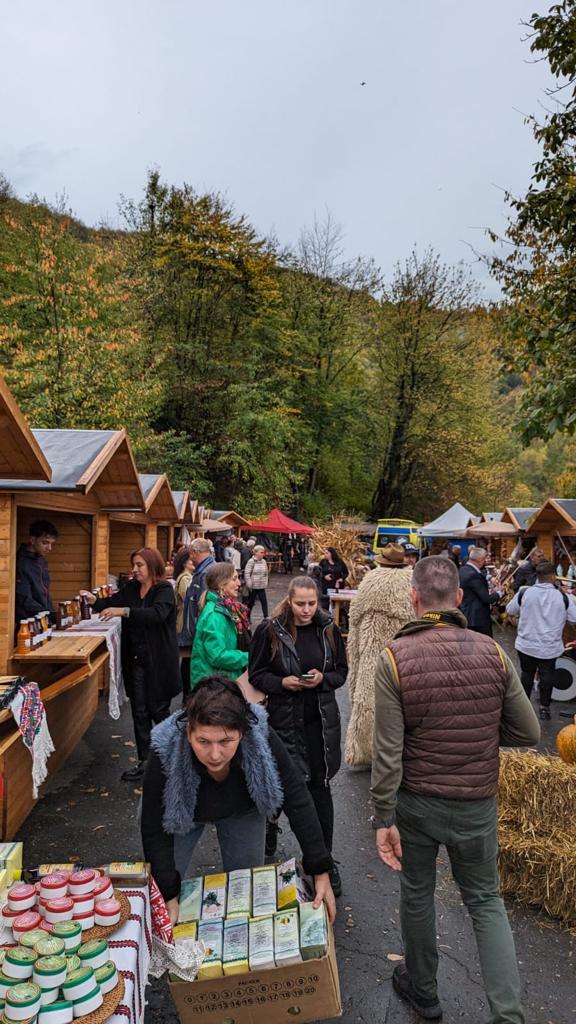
xmin=498 ymin=750 xmax=576 ymax=924
xmin=499 ymin=826 xmax=576 ymax=924
xmin=310 ymin=517 xmax=368 ymax=587
xmin=498 ymin=749 xmax=576 ymax=838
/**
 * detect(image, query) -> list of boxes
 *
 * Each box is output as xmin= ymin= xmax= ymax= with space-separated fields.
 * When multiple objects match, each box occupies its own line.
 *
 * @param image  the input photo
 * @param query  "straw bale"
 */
xmin=499 ymin=826 xmax=576 ymax=924
xmin=498 ymin=749 xmax=576 ymax=838
xmin=310 ymin=516 xmax=368 ymax=586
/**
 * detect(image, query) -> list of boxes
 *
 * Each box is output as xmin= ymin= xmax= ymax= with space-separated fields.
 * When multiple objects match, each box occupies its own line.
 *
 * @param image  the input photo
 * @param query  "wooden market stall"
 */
xmin=524 ymin=498 xmax=576 ymax=566
xmin=139 ymin=473 xmax=179 ymax=564
xmin=0 ymin=422 xmax=144 ymax=836
xmin=210 ymin=510 xmax=252 ymax=533
xmin=499 ymin=507 xmax=539 ymax=559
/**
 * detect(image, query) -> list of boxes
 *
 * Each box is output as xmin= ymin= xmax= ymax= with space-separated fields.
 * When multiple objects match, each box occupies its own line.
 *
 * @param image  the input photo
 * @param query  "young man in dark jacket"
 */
xmin=371 ymin=555 xmax=540 ymax=1022
xmin=15 ymin=520 xmax=58 ymax=626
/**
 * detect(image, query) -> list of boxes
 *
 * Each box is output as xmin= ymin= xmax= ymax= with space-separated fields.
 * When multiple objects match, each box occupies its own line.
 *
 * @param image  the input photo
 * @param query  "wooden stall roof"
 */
xmin=189 ymin=498 xmax=200 ymax=525
xmin=171 ymin=489 xmax=190 ymax=522
xmin=501 ymin=507 xmax=540 ymax=531
xmin=528 ymin=498 xmax=576 ymax=535
xmin=211 ymin=509 xmax=252 ymax=529
xmin=0 ymin=429 xmax=145 ymax=510
xmin=481 ymin=512 xmax=503 ymax=523
xmin=139 ymin=474 xmax=179 ymax=521
xmin=0 ymin=376 xmax=52 ymax=481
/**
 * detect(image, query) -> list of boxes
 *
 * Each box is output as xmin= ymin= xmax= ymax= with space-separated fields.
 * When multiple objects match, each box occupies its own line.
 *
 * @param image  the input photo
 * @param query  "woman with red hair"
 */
xmin=83 ymin=547 xmax=181 ymax=780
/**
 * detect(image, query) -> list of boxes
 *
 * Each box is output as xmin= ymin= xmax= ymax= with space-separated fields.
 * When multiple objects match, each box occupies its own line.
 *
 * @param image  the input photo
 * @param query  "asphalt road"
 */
xmin=15 ymin=577 xmax=576 ymax=1023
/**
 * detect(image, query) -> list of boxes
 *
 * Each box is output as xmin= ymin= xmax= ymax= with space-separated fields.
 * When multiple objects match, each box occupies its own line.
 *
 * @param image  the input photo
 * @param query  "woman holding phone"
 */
xmin=249 ymin=576 xmax=347 ymax=895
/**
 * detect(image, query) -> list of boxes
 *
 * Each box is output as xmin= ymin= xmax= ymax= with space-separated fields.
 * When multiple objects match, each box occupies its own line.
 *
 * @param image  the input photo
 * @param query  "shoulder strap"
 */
xmin=517 ymin=586 xmax=529 ymax=606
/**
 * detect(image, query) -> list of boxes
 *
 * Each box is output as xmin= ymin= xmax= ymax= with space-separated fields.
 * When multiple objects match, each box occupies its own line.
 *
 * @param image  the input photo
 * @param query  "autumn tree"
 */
xmin=491 ymin=0 xmax=576 ymax=441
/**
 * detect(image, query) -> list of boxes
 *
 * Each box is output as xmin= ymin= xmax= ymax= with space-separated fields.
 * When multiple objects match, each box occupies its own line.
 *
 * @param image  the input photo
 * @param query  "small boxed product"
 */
xmin=276 ymin=859 xmax=312 ymax=911
xmin=226 ymin=870 xmax=251 ymax=918
xmin=100 ymin=862 xmax=149 ymax=887
xmin=0 ymin=843 xmax=23 ymax=880
xmin=178 ymin=878 xmax=202 ymax=923
xmin=273 ymin=910 xmax=302 ymax=967
xmin=222 ymin=915 xmax=249 ymax=976
xmin=300 ymin=901 xmax=328 ymax=960
xmin=197 ymin=921 xmax=223 ymax=980
xmin=248 ymin=915 xmax=274 ymax=971
xmin=251 ymin=867 xmax=276 ymax=918
xmin=173 ymin=922 xmax=197 ymax=941
xmin=201 ymin=874 xmax=227 ymax=920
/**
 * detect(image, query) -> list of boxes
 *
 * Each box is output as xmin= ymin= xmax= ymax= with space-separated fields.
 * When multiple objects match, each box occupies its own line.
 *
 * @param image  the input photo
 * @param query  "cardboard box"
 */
xmin=169 ymin=918 xmax=341 ymax=1024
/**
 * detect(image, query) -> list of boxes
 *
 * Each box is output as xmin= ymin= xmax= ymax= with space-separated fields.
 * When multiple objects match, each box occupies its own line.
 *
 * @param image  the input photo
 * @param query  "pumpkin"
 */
xmin=556 ymin=714 xmax=576 ymax=765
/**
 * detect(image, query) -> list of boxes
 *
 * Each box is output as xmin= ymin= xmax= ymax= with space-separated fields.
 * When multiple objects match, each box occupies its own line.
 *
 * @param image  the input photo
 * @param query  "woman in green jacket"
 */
xmin=190 ymin=563 xmax=250 ymax=687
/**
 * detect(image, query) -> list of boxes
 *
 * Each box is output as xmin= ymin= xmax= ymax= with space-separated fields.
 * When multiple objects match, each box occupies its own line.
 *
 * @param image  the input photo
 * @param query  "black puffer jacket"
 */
xmin=249 ymin=609 xmax=347 ymax=783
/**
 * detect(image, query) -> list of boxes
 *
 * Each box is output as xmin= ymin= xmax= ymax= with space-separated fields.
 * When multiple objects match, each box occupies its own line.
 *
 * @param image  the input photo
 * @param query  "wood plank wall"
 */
xmin=157 ymin=525 xmax=170 ymax=561
xmin=16 ymin=508 xmax=92 ymax=604
xmin=108 ymin=521 xmax=145 ymax=578
xmin=0 ymin=495 xmax=17 ymax=673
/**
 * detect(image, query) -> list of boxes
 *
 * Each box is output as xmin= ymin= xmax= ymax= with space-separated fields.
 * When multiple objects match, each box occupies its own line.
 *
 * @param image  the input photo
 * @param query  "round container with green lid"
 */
xmin=4 ymin=980 xmax=41 ymax=1021
xmin=39 ymin=986 xmax=59 ymax=1006
xmin=32 ymin=955 xmax=67 ymax=990
xmin=68 ymin=985 xmax=102 ymax=1016
xmin=3 ymin=949 xmax=37 ymax=981
xmin=19 ymin=929 xmax=46 ymax=950
xmin=1 ymin=1013 xmax=37 ymax=1024
xmin=51 ymin=923 xmax=81 ymax=953
xmin=94 ymin=960 xmax=118 ymax=995
xmin=37 ymin=999 xmax=73 ymax=1024
xmin=0 ymin=976 xmax=15 ymax=1001
xmin=77 ymin=940 xmax=108 ymax=972
xmin=34 ymin=939 xmax=65 ymax=959
xmin=64 ymin=956 xmax=80 ymax=975
xmin=60 ymin=967 xmax=94 ymax=1002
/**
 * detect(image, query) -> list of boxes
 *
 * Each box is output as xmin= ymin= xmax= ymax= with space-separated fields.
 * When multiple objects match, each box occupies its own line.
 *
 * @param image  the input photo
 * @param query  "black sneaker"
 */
xmin=121 ymin=761 xmax=146 ymax=781
xmin=392 ymin=964 xmax=443 ymax=1020
xmin=265 ymin=820 xmax=282 ymax=858
xmin=328 ymin=864 xmax=342 ymax=898
xmin=539 ymin=706 xmax=551 ymax=720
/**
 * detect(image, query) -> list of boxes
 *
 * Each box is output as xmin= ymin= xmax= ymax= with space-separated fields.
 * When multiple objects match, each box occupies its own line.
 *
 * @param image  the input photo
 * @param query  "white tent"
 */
xmin=419 ymin=502 xmax=476 ymax=538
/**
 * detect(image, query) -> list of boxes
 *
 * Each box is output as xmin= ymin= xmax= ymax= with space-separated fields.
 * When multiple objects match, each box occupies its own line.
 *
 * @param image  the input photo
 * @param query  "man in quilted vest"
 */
xmin=371 ymin=556 xmax=540 ymax=1023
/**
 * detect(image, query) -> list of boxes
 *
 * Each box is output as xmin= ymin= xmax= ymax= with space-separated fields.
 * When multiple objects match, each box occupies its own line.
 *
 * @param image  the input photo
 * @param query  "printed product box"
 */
xmin=201 ymin=873 xmax=227 ymax=920
xmin=178 ymin=878 xmax=203 ymax=923
xmin=197 ymin=921 xmax=223 ymax=980
xmin=223 ymin=915 xmax=249 ymax=976
xmin=173 ymin=922 xmax=197 ymax=941
xmin=276 ymin=858 xmax=312 ymax=911
xmin=248 ymin=915 xmax=274 ymax=971
xmin=251 ymin=866 xmax=276 ymax=918
xmin=169 ymin=917 xmax=341 ymax=1024
xmin=0 ymin=843 xmax=23 ymax=880
xmin=274 ymin=909 xmax=302 ymax=966
xmin=226 ymin=869 xmax=252 ymax=917
xmin=300 ymin=902 xmax=328 ymax=961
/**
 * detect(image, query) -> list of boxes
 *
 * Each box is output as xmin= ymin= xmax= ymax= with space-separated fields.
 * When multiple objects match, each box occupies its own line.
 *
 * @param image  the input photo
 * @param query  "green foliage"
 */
xmin=491 ymin=0 xmax=576 ymax=441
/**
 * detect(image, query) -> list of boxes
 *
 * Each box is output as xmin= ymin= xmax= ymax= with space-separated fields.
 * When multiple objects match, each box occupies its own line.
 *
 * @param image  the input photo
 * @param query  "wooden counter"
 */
xmin=1 ymin=635 xmax=109 ymax=838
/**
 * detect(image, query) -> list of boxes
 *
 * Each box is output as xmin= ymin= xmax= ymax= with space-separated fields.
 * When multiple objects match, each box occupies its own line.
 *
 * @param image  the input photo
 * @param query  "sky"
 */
xmin=0 ymin=0 xmax=554 ymax=297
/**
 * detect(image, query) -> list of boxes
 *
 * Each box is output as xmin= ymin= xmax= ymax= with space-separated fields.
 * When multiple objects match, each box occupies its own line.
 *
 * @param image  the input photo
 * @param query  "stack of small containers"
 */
xmin=0 ymin=869 xmax=122 ymax=1022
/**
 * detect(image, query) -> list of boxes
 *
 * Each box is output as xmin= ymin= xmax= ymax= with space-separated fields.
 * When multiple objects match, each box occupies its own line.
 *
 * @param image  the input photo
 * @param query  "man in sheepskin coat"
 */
xmin=344 ymin=544 xmax=413 ymax=767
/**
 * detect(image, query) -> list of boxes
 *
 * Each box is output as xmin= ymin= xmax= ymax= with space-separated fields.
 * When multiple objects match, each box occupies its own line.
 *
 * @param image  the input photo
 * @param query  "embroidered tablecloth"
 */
xmin=53 ymin=618 xmax=126 ymax=719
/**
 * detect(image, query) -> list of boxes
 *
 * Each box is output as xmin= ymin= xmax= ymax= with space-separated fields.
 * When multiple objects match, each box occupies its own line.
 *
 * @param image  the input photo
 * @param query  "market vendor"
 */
xmin=141 ymin=675 xmax=336 ymax=925
xmin=15 ymin=519 xmax=58 ymax=626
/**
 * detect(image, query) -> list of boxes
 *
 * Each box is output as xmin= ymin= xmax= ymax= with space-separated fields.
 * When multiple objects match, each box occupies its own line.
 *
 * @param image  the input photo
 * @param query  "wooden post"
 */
xmin=92 ymin=512 xmax=110 ymax=588
xmin=0 ymin=494 xmax=16 ymax=673
xmin=145 ymin=522 xmax=158 ymax=549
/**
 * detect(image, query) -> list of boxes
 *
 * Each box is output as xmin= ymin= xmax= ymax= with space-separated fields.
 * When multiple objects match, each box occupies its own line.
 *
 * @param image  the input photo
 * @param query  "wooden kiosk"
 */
xmin=524 ymin=498 xmax=576 ymax=565
xmin=210 ymin=510 xmax=252 ymax=533
xmin=108 ymin=474 xmax=179 ymax=578
xmin=0 ymin=415 xmax=144 ymax=836
xmin=499 ymin=507 xmax=539 ymax=559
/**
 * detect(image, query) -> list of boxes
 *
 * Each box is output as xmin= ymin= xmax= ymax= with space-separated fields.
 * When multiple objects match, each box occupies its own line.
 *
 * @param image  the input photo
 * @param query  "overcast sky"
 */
xmin=1 ymin=0 xmax=553 ymax=296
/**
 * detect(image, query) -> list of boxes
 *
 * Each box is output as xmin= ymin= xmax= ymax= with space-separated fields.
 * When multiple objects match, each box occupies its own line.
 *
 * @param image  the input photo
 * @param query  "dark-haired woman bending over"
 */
xmin=140 ymin=675 xmax=336 ymax=924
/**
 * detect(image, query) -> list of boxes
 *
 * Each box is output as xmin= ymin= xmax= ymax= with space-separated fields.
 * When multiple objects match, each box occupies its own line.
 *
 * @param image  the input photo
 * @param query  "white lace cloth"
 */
xmin=54 ymin=618 xmax=127 ymax=719
xmin=9 ymin=688 xmax=55 ymax=799
xmin=149 ymin=935 xmax=205 ymax=982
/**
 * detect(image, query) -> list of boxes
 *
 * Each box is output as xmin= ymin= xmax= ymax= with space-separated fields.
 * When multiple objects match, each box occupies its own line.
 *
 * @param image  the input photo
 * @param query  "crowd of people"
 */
xmin=19 ymin=518 xmax=573 ymax=1023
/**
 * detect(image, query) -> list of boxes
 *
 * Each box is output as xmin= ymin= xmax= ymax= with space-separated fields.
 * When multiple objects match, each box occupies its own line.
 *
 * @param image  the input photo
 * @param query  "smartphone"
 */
xmin=299 ymin=672 xmax=314 ymax=681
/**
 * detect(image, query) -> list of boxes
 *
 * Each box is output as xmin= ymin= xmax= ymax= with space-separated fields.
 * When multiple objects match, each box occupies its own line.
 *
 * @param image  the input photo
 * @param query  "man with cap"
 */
xmin=402 ymin=543 xmax=419 ymax=568
xmin=344 ymin=544 xmax=414 ymax=766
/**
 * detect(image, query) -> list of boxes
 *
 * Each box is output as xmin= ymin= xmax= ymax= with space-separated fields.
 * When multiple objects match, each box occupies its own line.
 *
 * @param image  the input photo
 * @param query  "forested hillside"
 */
xmin=1 ymin=169 xmax=573 ymax=519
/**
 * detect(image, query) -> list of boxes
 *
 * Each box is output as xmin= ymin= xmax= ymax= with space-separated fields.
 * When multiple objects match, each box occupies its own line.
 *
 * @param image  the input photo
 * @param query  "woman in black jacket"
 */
xmin=249 ymin=576 xmax=347 ymax=895
xmin=82 ymin=547 xmax=181 ymax=780
xmin=141 ymin=675 xmax=335 ymax=924
xmin=318 ymin=547 xmax=348 ymax=608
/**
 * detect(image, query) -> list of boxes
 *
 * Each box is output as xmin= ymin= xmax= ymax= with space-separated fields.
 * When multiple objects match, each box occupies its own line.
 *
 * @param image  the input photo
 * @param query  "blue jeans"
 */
xmin=174 ymin=808 xmax=266 ymax=876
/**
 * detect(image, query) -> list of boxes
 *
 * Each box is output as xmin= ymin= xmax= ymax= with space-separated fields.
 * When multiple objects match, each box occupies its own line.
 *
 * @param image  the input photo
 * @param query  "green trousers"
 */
xmin=396 ymin=789 xmax=524 ymax=1024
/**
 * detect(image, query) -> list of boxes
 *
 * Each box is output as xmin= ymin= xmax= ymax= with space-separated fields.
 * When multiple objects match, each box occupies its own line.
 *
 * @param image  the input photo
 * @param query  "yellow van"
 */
xmin=373 ymin=518 xmax=421 ymax=554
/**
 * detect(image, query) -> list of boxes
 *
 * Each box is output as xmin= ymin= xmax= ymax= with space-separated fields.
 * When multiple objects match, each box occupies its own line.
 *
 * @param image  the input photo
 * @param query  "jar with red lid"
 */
xmin=67 ymin=869 xmax=97 ymax=897
xmin=39 ymin=875 xmax=68 ymax=901
xmin=43 ymin=898 xmax=74 ymax=924
xmin=13 ymin=911 xmax=43 ymax=938
xmin=92 ymin=876 xmax=113 ymax=903
xmin=72 ymin=908 xmax=95 ymax=931
xmin=70 ymin=893 xmax=94 ymax=916
xmin=7 ymin=883 xmax=37 ymax=912
xmin=93 ymin=898 xmax=121 ymax=927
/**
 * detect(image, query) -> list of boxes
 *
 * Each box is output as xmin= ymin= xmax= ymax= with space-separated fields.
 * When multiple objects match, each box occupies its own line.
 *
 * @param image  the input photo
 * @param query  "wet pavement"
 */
xmin=15 ymin=577 xmax=576 ymax=1023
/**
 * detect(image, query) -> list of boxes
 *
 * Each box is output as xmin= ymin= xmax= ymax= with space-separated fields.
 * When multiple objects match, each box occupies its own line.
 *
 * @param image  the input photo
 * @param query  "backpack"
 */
xmin=179 ymin=581 xmax=197 ymax=647
xmin=517 ymin=585 xmax=569 ymax=610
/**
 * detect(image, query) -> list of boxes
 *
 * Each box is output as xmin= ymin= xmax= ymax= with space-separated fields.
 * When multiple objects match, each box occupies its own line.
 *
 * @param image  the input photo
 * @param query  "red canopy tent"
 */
xmin=246 ymin=507 xmax=315 ymax=535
